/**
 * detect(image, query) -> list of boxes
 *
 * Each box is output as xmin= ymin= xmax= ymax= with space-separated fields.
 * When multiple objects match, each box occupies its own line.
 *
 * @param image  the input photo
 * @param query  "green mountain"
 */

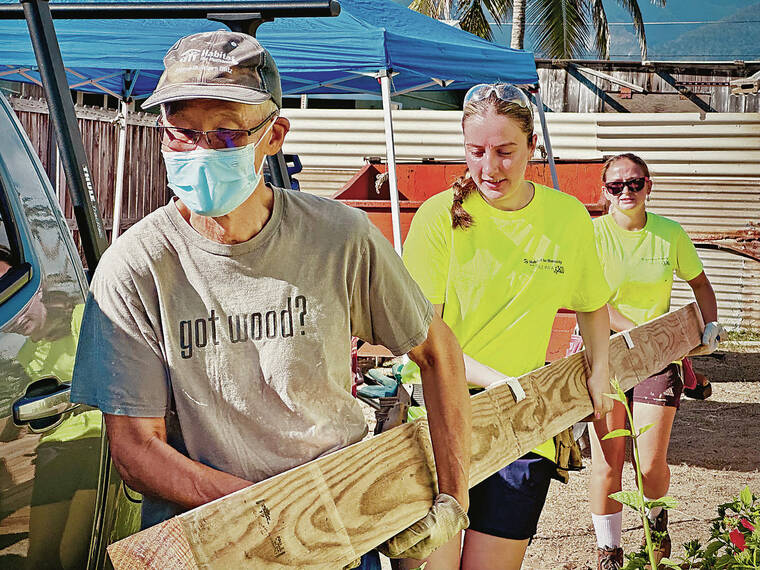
xmin=652 ymin=2 xmax=760 ymax=60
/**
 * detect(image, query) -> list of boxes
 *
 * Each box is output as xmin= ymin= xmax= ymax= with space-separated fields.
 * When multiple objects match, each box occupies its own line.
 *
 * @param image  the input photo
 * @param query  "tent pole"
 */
xmin=112 ymin=99 xmax=131 ymax=243
xmin=533 ymin=87 xmax=559 ymax=191
xmin=379 ymin=69 xmax=403 ymax=255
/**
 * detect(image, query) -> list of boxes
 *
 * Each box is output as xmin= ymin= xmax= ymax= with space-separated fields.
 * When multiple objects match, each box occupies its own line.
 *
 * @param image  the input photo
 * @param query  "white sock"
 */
xmin=644 ymin=495 xmax=663 ymax=522
xmin=592 ymin=511 xmax=623 ymax=549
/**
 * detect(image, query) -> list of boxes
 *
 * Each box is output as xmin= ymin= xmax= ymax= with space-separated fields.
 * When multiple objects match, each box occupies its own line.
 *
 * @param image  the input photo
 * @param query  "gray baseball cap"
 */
xmin=142 ymin=30 xmax=282 ymax=109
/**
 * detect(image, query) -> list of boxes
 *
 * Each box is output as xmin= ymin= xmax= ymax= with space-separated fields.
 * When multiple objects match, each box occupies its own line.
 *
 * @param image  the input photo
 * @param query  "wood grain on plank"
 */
xmin=107 ymin=518 xmax=196 ymax=569
xmin=108 ymin=303 xmax=703 ymax=569
xmin=182 ymin=422 xmax=435 ymax=569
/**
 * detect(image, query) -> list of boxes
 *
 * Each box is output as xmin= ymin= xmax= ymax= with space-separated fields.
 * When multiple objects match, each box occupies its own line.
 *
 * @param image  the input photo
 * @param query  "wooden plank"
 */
xmin=108 ymin=518 xmax=197 ymax=569
xmin=108 ymin=303 xmax=704 ymax=570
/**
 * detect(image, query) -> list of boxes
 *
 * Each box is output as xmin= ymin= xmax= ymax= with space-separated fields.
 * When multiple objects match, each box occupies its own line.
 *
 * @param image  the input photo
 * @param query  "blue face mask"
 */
xmin=162 ymin=121 xmax=274 ymax=217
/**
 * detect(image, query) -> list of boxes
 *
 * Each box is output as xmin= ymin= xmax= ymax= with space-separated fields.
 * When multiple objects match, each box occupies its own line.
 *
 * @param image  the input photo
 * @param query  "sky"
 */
xmin=394 ymin=0 xmax=760 ymax=61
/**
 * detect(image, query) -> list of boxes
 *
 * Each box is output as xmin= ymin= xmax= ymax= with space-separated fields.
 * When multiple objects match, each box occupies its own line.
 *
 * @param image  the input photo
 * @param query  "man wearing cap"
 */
xmin=71 ymin=30 xmax=470 ymax=568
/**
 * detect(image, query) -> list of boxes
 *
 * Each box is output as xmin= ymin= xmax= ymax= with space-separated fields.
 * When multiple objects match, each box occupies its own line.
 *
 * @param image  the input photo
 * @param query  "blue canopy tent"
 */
xmin=0 ymin=0 xmax=545 ymax=250
xmin=0 ymin=0 xmax=538 ymax=96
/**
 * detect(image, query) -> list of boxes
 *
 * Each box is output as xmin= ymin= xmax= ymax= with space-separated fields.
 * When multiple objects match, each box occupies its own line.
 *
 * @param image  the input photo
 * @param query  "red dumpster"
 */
xmin=332 ymin=159 xmax=607 ymax=244
xmin=546 ymin=310 xmax=579 ymax=363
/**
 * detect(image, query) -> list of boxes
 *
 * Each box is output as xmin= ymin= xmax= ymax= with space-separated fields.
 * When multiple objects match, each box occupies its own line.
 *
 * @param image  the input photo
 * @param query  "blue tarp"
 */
xmin=0 ymin=0 xmax=537 ymax=99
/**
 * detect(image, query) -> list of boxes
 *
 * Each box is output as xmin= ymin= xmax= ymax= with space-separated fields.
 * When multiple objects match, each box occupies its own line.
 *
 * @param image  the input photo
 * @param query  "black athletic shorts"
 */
xmin=468 ymin=452 xmax=556 ymax=540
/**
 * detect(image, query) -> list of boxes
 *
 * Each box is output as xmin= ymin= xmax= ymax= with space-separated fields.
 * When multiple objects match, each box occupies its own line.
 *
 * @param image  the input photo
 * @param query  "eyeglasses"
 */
xmin=156 ymin=111 xmax=277 ymax=151
xmin=463 ymin=83 xmax=533 ymax=115
xmin=604 ymin=176 xmax=649 ymax=196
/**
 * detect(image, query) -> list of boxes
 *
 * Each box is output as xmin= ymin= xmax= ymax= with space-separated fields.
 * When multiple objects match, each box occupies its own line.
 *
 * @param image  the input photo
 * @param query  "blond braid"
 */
xmin=450 ymin=170 xmax=477 ymax=229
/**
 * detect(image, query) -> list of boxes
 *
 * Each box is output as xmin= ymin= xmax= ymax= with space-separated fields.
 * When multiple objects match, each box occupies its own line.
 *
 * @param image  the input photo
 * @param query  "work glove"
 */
xmin=553 ymin=426 xmax=584 ymax=484
xmin=701 ymin=321 xmax=725 ymax=354
xmin=378 ymin=493 xmax=469 ymax=560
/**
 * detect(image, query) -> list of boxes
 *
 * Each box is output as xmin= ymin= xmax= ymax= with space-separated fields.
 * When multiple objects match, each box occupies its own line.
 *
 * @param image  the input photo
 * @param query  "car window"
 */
xmin=0 ymin=178 xmax=32 ymax=305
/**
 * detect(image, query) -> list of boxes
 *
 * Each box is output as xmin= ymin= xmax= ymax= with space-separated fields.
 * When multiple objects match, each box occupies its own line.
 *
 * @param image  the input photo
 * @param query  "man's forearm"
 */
xmin=105 ymin=414 xmax=251 ymax=511
xmin=410 ymin=316 xmax=471 ymax=507
xmin=421 ymin=358 xmax=471 ymax=506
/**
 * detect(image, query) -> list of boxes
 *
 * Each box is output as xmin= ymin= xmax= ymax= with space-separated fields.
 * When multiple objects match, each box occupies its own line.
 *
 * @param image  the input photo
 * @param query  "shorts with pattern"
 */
xmin=626 ymin=362 xmax=683 ymax=408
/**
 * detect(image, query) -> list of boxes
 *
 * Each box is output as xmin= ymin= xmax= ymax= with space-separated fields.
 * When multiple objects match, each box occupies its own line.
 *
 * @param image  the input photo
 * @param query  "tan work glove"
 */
xmin=554 ymin=426 xmax=584 ymax=484
xmin=377 ymin=493 xmax=469 ymax=560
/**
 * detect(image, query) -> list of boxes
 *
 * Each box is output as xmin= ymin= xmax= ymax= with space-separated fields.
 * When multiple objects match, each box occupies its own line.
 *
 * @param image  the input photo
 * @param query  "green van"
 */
xmin=0 ymin=89 xmax=141 ymax=569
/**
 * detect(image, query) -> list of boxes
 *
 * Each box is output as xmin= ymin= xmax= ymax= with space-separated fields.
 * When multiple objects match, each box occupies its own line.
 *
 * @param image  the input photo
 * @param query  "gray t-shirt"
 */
xmin=71 ymin=187 xmax=433 ymax=525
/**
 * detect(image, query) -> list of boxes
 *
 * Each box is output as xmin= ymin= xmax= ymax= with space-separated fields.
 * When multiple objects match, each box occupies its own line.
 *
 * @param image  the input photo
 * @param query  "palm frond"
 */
xmin=408 ymin=0 xmax=449 ymax=20
xmin=590 ymin=0 xmax=610 ymax=59
xmin=615 ymin=0 xmax=649 ymax=59
xmin=482 ymin=0 xmax=512 ymax=23
xmin=458 ymin=0 xmax=494 ymax=40
xmin=527 ymin=0 xmax=591 ymax=59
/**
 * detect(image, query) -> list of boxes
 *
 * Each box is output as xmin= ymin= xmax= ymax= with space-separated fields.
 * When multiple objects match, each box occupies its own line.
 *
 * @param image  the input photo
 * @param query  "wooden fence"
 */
xmin=10 ymin=97 xmax=170 ymax=251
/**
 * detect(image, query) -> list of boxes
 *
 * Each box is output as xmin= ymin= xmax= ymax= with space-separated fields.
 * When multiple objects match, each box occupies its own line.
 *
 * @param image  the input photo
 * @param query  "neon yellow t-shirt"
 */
xmin=402 ymin=184 xmax=612 ymax=460
xmin=593 ymin=213 xmax=703 ymax=327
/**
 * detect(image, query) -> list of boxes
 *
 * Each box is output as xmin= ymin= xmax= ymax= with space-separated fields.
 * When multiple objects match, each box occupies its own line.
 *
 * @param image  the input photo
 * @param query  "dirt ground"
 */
xmin=364 ymin=343 xmax=760 ymax=569
xmin=524 ymin=343 xmax=760 ymax=569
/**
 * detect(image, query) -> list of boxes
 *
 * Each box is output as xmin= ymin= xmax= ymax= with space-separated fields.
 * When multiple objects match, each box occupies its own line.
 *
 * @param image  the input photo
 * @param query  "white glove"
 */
xmin=378 ymin=493 xmax=469 ymax=560
xmin=701 ymin=321 xmax=725 ymax=354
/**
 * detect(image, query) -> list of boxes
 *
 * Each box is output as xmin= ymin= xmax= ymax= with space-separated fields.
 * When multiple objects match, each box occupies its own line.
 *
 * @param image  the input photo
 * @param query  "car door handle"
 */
xmin=13 ymin=384 xmax=79 ymax=423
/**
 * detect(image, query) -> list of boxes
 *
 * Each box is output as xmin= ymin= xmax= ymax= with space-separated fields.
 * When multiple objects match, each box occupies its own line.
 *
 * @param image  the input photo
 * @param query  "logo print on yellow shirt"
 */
xmin=640 ymin=256 xmax=670 ymax=266
xmin=523 ymin=257 xmax=565 ymax=275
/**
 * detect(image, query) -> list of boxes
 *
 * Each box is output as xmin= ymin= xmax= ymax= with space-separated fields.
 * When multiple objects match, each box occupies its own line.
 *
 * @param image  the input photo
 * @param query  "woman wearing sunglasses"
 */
xmin=590 ymin=153 xmax=722 ymax=570
xmin=400 ymin=83 xmax=614 ymax=570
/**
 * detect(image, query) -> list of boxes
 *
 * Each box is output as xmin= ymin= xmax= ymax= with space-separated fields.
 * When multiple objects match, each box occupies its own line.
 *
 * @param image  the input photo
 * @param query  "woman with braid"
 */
xmin=400 ymin=83 xmax=614 ymax=570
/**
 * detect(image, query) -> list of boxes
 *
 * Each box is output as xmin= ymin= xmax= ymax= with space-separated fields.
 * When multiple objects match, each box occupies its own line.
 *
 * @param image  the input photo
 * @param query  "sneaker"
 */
xmin=598 ymin=545 xmax=624 ymax=570
xmin=683 ymin=379 xmax=712 ymax=400
xmin=642 ymin=509 xmax=671 ymax=568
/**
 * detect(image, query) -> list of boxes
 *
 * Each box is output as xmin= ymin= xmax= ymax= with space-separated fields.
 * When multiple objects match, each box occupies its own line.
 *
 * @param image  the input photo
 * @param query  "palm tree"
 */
xmin=510 ymin=0 xmax=526 ymax=52
xmin=408 ymin=0 xmax=665 ymax=60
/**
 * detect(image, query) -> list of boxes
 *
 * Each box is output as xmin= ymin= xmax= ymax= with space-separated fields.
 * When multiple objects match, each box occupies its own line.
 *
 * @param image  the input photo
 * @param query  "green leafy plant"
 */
xmin=655 ymin=486 xmax=759 ymax=569
xmin=603 ymin=378 xmax=678 ymax=570
xmin=604 ymin=379 xmax=759 ymax=569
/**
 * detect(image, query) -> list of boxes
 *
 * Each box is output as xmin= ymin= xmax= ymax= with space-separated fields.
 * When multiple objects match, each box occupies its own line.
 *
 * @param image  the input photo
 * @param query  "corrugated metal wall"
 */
xmin=593 ymin=113 xmax=760 ymax=331
xmin=284 ymin=109 xmax=760 ymax=330
xmin=282 ymin=109 xmax=599 ymax=196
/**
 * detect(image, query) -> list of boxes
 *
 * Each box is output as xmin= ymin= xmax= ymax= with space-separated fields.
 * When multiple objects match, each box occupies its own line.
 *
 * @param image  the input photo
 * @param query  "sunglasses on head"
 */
xmin=604 ymin=176 xmax=649 ymax=195
xmin=463 ymin=83 xmax=533 ymax=116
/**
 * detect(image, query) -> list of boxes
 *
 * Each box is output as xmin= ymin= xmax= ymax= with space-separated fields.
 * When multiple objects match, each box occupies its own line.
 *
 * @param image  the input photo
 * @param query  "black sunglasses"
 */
xmin=604 ymin=176 xmax=649 ymax=196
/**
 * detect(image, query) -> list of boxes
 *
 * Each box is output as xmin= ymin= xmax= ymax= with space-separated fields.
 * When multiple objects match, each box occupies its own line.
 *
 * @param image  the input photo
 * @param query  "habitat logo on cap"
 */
xmin=143 ymin=30 xmax=282 ymax=109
